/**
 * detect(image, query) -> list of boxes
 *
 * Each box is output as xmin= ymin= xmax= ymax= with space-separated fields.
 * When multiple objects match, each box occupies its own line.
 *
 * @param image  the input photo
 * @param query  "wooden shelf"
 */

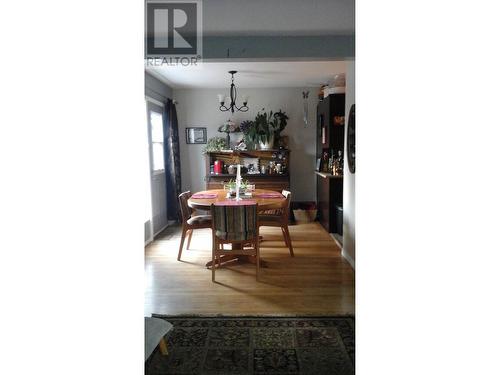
xmin=206 ymin=149 xmax=289 ymax=155
xmin=316 ymin=94 xmax=345 ymax=234
xmin=208 ymin=173 xmax=289 ymax=178
xmin=315 ymin=171 xmax=343 ymax=179
xmin=205 ymin=149 xmax=290 ymax=192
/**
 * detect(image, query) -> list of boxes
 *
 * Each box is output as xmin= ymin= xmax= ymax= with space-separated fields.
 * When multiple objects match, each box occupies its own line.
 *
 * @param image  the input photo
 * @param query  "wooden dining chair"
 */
xmin=177 ymin=191 xmax=212 ymax=261
xmin=258 ymin=190 xmax=294 ymax=257
xmin=210 ymin=202 xmax=260 ymax=282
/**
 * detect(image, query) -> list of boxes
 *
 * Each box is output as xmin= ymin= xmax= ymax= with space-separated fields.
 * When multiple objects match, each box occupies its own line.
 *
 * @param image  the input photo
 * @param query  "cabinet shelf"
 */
xmin=205 ymin=150 xmax=290 ymax=192
xmin=316 ymin=94 xmax=345 ymax=234
xmin=208 ymin=174 xmax=289 ymax=178
xmin=315 ymin=171 xmax=343 ymax=179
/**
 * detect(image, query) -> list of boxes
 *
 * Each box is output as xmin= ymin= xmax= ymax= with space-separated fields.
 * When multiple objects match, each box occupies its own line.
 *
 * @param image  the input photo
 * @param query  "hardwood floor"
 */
xmin=145 ymin=222 xmax=354 ymax=316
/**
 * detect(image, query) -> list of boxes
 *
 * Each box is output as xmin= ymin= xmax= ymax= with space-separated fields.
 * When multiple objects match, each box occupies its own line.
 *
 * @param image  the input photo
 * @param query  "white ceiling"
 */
xmin=146 ymin=61 xmax=347 ymax=89
xmin=203 ymin=0 xmax=354 ymax=36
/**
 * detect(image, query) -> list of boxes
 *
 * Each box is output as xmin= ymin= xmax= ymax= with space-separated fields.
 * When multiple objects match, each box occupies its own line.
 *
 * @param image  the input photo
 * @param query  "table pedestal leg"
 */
xmin=205 ymin=242 xmax=268 ymax=269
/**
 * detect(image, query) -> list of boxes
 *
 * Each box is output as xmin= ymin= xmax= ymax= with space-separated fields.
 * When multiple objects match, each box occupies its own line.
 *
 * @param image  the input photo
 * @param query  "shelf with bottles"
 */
xmin=206 ymin=149 xmax=289 ymax=177
xmin=317 ymin=149 xmax=344 ymax=176
xmin=205 ymin=149 xmax=291 ymax=191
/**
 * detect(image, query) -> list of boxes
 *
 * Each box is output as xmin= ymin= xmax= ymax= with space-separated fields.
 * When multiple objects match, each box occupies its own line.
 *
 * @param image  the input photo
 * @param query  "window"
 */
xmin=150 ymin=111 xmax=164 ymax=172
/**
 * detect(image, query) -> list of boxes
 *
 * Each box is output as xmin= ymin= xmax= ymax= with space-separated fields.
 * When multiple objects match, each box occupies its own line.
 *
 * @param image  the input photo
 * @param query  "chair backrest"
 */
xmin=211 ymin=203 xmax=258 ymax=241
xmin=178 ymin=191 xmax=193 ymax=223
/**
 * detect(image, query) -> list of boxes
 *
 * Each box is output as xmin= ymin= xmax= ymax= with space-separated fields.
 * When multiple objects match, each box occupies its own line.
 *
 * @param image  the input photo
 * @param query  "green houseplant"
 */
xmin=241 ymin=109 xmax=289 ymax=150
xmin=223 ymin=179 xmax=250 ymax=192
xmin=239 ymin=120 xmax=255 ymax=150
xmin=203 ymin=136 xmax=227 ymax=153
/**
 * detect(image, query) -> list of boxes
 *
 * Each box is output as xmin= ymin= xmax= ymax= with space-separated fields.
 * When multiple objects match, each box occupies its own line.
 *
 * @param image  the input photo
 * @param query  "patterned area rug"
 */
xmin=146 ymin=315 xmax=354 ymax=375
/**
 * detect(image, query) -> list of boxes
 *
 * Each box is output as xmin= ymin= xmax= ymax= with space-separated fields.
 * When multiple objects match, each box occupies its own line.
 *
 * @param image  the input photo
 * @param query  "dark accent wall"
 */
xmin=203 ymin=35 xmax=354 ymax=59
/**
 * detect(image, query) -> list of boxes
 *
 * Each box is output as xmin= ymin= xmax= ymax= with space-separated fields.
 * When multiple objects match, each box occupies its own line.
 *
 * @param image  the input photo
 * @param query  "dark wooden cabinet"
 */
xmin=316 ymin=94 xmax=345 ymax=234
xmin=316 ymin=173 xmax=343 ymax=233
xmin=205 ymin=150 xmax=290 ymax=192
xmin=317 ymin=94 xmax=345 ymax=156
xmin=317 ymin=174 xmax=331 ymax=230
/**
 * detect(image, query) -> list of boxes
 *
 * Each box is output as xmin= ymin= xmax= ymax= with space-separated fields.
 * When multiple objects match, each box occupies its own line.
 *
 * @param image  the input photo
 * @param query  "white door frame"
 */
xmin=145 ymin=97 xmax=168 ymax=239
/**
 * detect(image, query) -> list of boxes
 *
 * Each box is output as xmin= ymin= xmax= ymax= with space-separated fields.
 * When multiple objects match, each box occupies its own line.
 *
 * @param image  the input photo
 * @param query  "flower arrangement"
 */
xmin=203 ymin=136 xmax=227 ymax=153
xmin=224 ymin=179 xmax=250 ymax=192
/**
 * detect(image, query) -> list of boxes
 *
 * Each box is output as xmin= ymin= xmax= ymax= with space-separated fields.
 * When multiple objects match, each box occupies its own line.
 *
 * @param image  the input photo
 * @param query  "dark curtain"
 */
xmin=163 ymin=99 xmax=182 ymax=221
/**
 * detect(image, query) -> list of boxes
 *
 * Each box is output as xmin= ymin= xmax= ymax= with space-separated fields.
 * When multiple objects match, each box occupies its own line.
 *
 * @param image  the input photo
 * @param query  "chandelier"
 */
xmin=218 ymin=71 xmax=249 ymax=113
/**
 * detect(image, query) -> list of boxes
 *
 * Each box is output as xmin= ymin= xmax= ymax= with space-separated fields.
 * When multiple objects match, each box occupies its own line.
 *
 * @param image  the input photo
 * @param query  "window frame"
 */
xmin=146 ymin=97 xmax=166 ymax=176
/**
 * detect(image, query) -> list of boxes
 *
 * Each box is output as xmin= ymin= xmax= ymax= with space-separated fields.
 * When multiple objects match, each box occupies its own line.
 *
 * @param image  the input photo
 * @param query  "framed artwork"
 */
xmin=242 ymin=157 xmax=260 ymax=174
xmin=185 ymin=127 xmax=207 ymax=144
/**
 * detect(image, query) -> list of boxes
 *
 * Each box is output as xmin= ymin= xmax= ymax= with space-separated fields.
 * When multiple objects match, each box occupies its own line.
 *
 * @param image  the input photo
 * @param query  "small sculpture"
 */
xmin=234 ymin=139 xmax=247 ymax=150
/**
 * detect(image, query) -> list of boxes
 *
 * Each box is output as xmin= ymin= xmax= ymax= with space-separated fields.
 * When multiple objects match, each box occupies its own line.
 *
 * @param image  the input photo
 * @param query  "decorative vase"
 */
xmin=259 ymin=135 xmax=275 ymax=150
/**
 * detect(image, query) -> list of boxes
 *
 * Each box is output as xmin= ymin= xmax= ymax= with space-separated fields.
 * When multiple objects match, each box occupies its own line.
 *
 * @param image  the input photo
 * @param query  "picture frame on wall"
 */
xmin=185 ymin=127 xmax=207 ymax=144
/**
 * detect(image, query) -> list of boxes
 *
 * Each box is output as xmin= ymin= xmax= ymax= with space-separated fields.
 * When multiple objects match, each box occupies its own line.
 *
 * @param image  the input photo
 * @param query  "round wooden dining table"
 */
xmin=187 ymin=189 xmax=286 ymax=269
xmin=187 ymin=189 xmax=286 ymax=212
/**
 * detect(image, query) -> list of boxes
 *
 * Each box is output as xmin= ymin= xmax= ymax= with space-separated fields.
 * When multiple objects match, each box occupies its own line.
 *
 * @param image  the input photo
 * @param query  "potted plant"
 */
xmin=254 ymin=110 xmax=276 ymax=149
xmin=239 ymin=120 xmax=255 ymax=150
xmin=224 ymin=179 xmax=251 ymax=195
xmin=203 ymin=136 xmax=227 ymax=153
xmin=269 ymin=109 xmax=289 ymax=149
xmin=240 ymin=108 xmax=288 ymax=150
xmin=240 ymin=109 xmax=289 ymax=150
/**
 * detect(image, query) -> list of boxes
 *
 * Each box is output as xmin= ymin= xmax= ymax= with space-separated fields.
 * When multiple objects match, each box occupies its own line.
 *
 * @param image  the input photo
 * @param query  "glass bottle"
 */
xmin=337 ymin=150 xmax=343 ymax=174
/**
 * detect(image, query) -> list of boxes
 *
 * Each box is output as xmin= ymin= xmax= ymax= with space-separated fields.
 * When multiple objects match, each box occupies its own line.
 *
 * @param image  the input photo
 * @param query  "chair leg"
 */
xmin=177 ymin=227 xmax=187 ymax=261
xmin=186 ymin=229 xmax=193 ymax=249
xmin=281 ymin=227 xmax=287 ymax=244
xmin=281 ymin=227 xmax=289 ymax=248
xmin=212 ymin=241 xmax=216 ymax=282
xmin=256 ymin=239 xmax=260 ymax=281
xmin=283 ymin=225 xmax=294 ymax=257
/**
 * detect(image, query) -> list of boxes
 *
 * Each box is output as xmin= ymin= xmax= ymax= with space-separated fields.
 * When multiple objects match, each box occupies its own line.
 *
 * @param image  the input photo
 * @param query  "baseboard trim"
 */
xmin=147 ymin=220 xmax=178 ymax=245
xmin=341 ymin=249 xmax=355 ymax=270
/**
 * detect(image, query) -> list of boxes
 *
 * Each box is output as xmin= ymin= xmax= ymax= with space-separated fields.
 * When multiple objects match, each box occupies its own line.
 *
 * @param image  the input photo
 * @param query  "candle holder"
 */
xmin=235 ymin=164 xmax=242 ymax=201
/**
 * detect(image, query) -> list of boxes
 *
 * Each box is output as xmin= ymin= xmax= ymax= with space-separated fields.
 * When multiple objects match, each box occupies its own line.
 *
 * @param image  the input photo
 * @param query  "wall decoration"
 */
xmin=347 ymin=104 xmax=355 ymax=173
xmin=302 ymin=90 xmax=309 ymax=127
xmin=185 ymin=127 xmax=207 ymax=144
